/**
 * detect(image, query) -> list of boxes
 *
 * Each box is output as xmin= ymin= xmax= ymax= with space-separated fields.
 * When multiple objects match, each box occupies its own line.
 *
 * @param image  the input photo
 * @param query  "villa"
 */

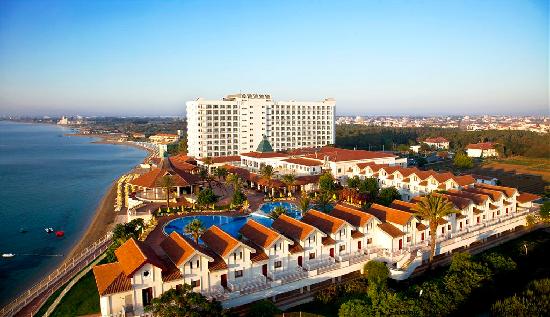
xmin=422 ymin=137 xmax=450 ymax=149
xmin=466 ymin=142 xmax=499 ymax=158
xmin=93 ymin=182 xmax=540 ymax=317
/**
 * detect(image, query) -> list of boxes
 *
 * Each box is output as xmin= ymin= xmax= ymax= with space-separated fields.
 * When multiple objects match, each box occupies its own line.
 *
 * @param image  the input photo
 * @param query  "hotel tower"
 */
xmin=186 ymin=93 xmax=336 ymax=158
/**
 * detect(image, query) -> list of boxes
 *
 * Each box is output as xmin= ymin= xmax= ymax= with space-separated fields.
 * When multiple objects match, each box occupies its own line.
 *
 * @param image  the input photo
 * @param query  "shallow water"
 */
xmin=0 ymin=121 xmax=147 ymax=305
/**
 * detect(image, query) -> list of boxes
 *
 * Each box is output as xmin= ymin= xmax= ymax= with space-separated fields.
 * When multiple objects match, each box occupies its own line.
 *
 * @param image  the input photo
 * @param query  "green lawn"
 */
xmin=49 ymin=270 xmax=100 ymax=317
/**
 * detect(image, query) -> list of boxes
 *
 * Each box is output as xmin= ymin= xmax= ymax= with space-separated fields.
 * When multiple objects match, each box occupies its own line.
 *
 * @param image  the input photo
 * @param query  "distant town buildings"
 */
xmin=149 ymin=133 xmax=180 ymax=144
xmin=336 ymin=115 xmax=549 ymax=133
xmin=186 ymin=93 xmax=336 ymax=158
xmin=466 ymin=142 xmax=499 ymax=158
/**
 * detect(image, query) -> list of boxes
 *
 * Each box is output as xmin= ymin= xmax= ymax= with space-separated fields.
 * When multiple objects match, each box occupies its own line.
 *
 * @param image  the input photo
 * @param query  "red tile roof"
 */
xmin=301 ymin=209 xmax=347 ymax=234
xmin=115 ymin=238 xmax=166 ymax=277
xmin=475 ymin=183 xmax=517 ymax=198
xmin=283 ymin=157 xmax=323 ymax=166
xmin=466 ymin=142 xmax=495 ymax=150
xmin=446 ymin=189 xmax=490 ymax=205
xmin=239 ymin=219 xmax=282 ymax=249
xmin=322 ymin=236 xmax=336 ymax=245
xmin=303 ymin=146 xmax=396 ymax=162
xmin=356 ymin=162 xmax=389 ymax=171
xmin=201 ymin=225 xmax=240 ymax=258
xmin=240 ymin=152 xmax=288 ymax=158
xmin=463 ymin=187 xmax=503 ymax=201
xmin=378 ymin=223 xmax=405 ymax=238
xmin=294 ymin=175 xmax=321 ymax=185
xmin=272 ymin=214 xmax=316 ymax=241
xmin=160 ymin=232 xmax=206 ymax=267
xmin=330 ymin=204 xmax=374 ymax=227
xmin=517 ymin=192 xmax=540 ymax=203
xmin=366 ymin=204 xmax=414 ymax=226
xmin=424 ymin=137 xmax=449 ymax=143
xmin=351 ymin=230 xmax=364 ymax=239
xmin=389 ymin=200 xmax=416 ymax=213
xmin=129 ymin=168 xmax=199 ymax=188
xmin=93 ymin=263 xmax=132 ymax=296
xmin=199 ymin=156 xmax=241 ymax=164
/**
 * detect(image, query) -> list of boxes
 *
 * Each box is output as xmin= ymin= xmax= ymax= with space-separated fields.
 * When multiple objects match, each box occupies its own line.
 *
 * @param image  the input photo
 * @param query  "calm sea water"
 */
xmin=0 ymin=121 xmax=146 ymax=305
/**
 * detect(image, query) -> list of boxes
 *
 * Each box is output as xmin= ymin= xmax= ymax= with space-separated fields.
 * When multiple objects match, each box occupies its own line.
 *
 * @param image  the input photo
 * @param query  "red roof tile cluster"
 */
xmin=301 ymin=209 xmax=347 ymax=234
xmin=93 ymin=263 xmax=132 ymax=296
xmin=366 ymin=204 xmax=414 ymax=226
xmin=199 ymin=156 xmax=241 ymax=164
xmin=389 ymin=200 xmax=416 ymax=213
xmin=517 ymin=192 xmax=540 ymax=203
xmin=130 ymin=167 xmax=199 ymax=188
xmin=424 ymin=137 xmax=449 ymax=143
xmin=463 ymin=187 xmax=503 ymax=201
xmin=466 ymin=142 xmax=495 ymax=150
xmin=283 ymin=157 xmax=323 ymax=166
xmin=201 ymin=225 xmax=240 ymax=258
xmin=239 ymin=219 xmax=282 ymax=249
xmin=302 ymin=146 xmax=396 ymax=162
xmin=330 ymin=204 xmax=374 ymax=227
xmin=377 ymin=223 xmax=404 ymax=238
xmin=115 ymin=239 xmax=166 ymax=277
xmin=475 ymin=183 xmax=517 ymax=198
xmin=272 ymin=214 xmax=317 ymax=241
xmin=240 ymin=152 xmax=288 ymax=158
xmin=446 ymin=189 xmax=490 ymax=205
xmin=160 ymin=232 xmax=206 ymax=267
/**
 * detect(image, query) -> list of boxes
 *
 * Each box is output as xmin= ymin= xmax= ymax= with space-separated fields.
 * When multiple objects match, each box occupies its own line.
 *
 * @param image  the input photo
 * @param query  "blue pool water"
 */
xmin=163 ymin=202 xmax=301 ymax=239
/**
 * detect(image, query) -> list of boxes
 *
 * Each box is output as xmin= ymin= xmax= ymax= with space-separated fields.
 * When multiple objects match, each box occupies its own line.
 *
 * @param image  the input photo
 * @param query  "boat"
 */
xmin=2 ymin=253 xmax=15 ymax=258
xmin=45 ymin=228 xmax=54 ymax=233
xmin=19 ymin=228 xmax=28 ymax=233
xmin=55 ymin=231 xmax=65 ymax=237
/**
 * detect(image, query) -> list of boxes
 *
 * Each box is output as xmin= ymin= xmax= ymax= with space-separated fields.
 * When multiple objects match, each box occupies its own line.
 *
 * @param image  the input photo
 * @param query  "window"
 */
xmin=309 ymin=252 xmax=315 ymax=260
xmin=234 ymin=270 xmax=243 ymax=278
xmin=239 ymin=251 xmax=243 ymax=259
xmin=274 ymin=261 xmax=282 ymax=268
xmin=191 ymin=279 xmax=200 ymax=288
xmin=407 ymin=236 xmax=411 ymax=242
xmin=339 ymin=245 xmax=345 ymax=252
xmin=143 ymin=270 xmax=150 ymax=277
xmin=367 ymin=238 xmax=372 ymax=244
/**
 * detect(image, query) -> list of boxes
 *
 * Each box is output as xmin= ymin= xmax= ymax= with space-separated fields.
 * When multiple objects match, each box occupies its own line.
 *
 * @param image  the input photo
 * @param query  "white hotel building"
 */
xmin=186 ymin=93 xmax=336 ymax=158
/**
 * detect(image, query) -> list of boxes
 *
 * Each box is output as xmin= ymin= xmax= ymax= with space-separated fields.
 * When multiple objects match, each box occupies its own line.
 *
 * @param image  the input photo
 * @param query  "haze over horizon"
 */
xmin=0 ymin=0 xmax=548 ymax=117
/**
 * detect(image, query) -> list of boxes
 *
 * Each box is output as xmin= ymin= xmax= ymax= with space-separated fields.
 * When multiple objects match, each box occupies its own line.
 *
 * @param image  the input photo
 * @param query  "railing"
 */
xmin=228 ymin=276 xmax=269 ymax=295
xmin=303 ymin=257 xmax=335 ymax=271
xmin=0 ymin=232 xmax=113 ymax=317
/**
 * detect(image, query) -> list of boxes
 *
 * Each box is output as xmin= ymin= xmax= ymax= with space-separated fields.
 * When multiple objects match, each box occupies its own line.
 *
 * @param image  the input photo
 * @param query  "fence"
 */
xmin=0 ymin=232 xmax=113 ymax=317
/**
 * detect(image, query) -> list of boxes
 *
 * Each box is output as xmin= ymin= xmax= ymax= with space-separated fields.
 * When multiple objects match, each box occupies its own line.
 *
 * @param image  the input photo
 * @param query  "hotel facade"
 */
xmin=186 ymin=93 xmax=336 ymax=158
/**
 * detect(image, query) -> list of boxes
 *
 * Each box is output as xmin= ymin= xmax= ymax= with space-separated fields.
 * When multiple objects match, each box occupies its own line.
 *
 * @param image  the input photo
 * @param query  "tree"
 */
xmin=269 ymin=206 xmax=287 ymax=220
xmin=376 ymin=186 xmax=401 ymax=206
xmin=158 ymin=175 xmax=175 ymax=211
xmin=298 ymin=193 xmax=311 ymax=215
xmin=196 ymin=188 xmax=218 ymax=209
xmin=202 ymin=157 xmax=213 ymax=173
xmin=540 ymin=201 xmax=550 ymax=221
xmin=358 ymin=178 xmax=378 ymax=198
xmin=314 ymin=192 xmax=333 ymax=212
xmin=491 ymin=278 xmax=550 ymax=317
xmin=247 ymin=299 xmax=281 ymax=317
xmin=198 ymin=167 xmax=212 ymax=188
xmin=145 ymin=285 xmax=225 ymax=317
xmin=231 ymin=189 xmax=247 ymax=206
xmin=363 ymin=260 xmax=389 ymax=289
xmin=106 ymin=219 xmax=145 ymax=262
xmin=413 ymin=194 xmax=456 ymax=264
xmin=319 ymin=172 xmax=336 ymax=193
xmin=226 ymin=173 xmax=241 ymax=191
xmin=339 ymin=299 xmax=370 ymax=317
xmin=260 ymin=165 xmax=276 ymax=195
xmin=184 ymin=219 xmax=204 ymax=243
xmin=177 ymin=138 xmax=187 ymax=154
xmin=453 ymin=151 xmax=473 ymax=169
xmin=347 ymin=176 xmax=361 ymax=189
xmin=281 ymin=173 xmax=296 ymax=197
xmin=213 ymin=166 xmax=228 ymax=182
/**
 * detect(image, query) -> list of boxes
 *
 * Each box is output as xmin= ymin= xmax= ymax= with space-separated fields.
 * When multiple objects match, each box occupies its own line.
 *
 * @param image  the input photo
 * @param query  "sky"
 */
xmin=0 ymin=0 xmax=548 ymax=116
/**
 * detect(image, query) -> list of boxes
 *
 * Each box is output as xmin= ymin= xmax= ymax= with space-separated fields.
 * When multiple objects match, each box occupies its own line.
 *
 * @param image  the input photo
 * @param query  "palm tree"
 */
xmin=315 ymin=192 xmax=333 ymax=213
xmin=184 ymin=219 xmax=205 ymax=244
xmin=412 ymin=194 xmax=456 ymax=265
xmin=298 ymin=193 xmax=311 ymax=216
xmin=202 ymin=157 xmax=213 ymax=173
xmin=281 ymin=174 xmax=296 ymax=197
xmin=214 ymin=166 xmax=228 ymax=182
xmin=269 ymin=206 xmax=288 ymax=220
xmin=260 ymin=165 xmax=276 ymax=196
xmin=159 ymin=174 xmax=175 ymax=212
xmin=226 ymin=173 xmax=241 ymax=192
xmin=198 ymin=167 xmax=213 ymax=188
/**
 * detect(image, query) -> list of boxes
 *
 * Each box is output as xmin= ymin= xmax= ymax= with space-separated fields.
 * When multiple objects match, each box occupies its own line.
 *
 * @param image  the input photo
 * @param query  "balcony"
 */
xmin=228 ymin=276 xmax=269 ymax=295
xmin=268 ymin=267 xmax=307 ymax=284
xmin=303 ymin=256 xmax=337 ymax=271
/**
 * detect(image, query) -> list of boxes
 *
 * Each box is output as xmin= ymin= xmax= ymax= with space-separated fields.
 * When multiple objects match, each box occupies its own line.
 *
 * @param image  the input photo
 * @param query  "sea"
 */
xmin=0 ymin=121 xmax=147 ymax=305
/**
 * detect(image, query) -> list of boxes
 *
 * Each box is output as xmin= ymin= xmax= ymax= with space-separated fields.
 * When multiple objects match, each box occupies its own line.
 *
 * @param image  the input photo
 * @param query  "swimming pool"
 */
xmin=163 ymin=202 xmax=301 ymax=239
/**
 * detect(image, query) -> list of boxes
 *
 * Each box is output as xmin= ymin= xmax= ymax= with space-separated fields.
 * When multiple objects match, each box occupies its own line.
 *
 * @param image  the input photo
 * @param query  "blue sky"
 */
xmin=0 ymin=0 xmax=548 ymax=116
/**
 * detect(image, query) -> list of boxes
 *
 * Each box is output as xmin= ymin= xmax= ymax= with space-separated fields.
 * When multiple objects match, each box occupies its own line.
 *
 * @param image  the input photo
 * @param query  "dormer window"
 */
xmin=143 ymin=270 xmax=150 ymax=277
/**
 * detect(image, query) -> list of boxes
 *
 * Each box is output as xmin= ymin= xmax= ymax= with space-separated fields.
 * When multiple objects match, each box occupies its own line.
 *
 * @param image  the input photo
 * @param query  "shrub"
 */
xmin=247 ymin=299 xmax=280 ymax=317
xmin=315 ymin=284 xmax=340 ymax=304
